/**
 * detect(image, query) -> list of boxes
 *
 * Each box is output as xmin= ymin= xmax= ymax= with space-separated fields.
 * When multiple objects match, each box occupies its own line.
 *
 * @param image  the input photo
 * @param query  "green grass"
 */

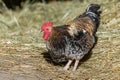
xmin=0 ymin=0 xmax=120 ymax=80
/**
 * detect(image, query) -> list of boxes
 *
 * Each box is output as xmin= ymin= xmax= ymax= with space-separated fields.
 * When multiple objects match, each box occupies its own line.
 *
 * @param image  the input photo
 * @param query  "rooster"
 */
xmin=41 ymin=4 xmax=101 ymax=71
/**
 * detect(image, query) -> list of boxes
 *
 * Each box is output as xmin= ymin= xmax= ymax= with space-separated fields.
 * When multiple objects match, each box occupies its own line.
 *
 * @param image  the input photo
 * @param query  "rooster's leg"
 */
xmin=63 ymin=60 xmax=73 ymax=70
xmin=72 ymin=60 xmax=79 ymax=71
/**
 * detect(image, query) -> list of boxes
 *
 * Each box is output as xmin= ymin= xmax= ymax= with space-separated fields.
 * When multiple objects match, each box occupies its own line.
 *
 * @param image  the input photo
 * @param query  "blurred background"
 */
xmin=1 ymin=0 xmax=119 ymax=10
xmin=0 ymin=0 xmax=120 ymax=80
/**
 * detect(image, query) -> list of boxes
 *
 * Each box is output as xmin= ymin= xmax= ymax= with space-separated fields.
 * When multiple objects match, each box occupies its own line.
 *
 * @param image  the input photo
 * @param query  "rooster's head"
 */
xmin=41 ymin=22 xmax=53 ymax=40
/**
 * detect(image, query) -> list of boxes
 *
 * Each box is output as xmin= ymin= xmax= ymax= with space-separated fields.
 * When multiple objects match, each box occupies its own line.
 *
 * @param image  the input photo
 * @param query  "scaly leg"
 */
xmin=72 ymin=60 xmax=79 ymax=71
xmin=63 ymin=60 xmax=73 ymax=71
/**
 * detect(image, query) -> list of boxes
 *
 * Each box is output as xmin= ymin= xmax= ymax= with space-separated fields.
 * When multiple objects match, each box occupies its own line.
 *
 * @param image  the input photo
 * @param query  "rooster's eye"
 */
xmin=46 ymin=29 xmax=49 ymax=30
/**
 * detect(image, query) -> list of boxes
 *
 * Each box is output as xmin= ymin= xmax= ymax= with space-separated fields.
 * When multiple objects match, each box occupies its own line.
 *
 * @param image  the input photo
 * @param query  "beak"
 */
xmin=40 ymin=30 xmax=43 ymax=33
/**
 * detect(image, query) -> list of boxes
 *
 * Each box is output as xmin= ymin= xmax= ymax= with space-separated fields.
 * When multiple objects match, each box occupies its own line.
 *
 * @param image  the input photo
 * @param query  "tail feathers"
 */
xmin=85 ymin=4 xmax=101 ymax=34
xmin=85 ymin=4 xmax=101 ymax=19
xmin=75 ymin=4 xmax=101 ymax=34
xmin=86 ymin=4 xmax=101 ymax=13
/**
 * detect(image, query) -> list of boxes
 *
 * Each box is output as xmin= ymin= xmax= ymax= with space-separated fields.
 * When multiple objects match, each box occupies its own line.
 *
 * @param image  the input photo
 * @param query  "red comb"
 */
xmin=41 ymin=21 xmax=53 ymax=30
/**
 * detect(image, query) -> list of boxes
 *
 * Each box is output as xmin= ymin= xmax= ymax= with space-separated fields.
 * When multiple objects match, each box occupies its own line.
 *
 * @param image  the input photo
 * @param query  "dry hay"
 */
xmin=0 ymin=0 xmax=120 ymax=80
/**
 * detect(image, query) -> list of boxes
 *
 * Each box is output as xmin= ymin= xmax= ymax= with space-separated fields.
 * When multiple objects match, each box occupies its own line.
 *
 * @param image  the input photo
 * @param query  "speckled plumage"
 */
xmin=47 ymin=26 xmax=95 ymax=63
xmin=43 ymin=4 xmax=101 ymax=71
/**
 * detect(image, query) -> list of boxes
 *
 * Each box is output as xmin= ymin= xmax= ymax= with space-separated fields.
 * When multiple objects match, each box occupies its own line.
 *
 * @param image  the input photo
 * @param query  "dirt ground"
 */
xmin=0 ymin=0 xmax=120 ymax=80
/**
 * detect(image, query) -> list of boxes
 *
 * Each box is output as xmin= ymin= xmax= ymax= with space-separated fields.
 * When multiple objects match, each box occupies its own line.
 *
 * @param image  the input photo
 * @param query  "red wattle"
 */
xmin=43 ymin=34 xmax=48 ymax=40
xmin=43 ymin=32 xmax=51 ymax=40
